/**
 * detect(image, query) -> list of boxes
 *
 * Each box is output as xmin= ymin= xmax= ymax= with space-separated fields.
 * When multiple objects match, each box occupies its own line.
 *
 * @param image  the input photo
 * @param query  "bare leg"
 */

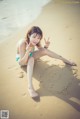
xmin=44 ymin=49 xmax=76 ymax=65
xmin=26 ymin=48 xmax=76 ymax=97
xmin=27 ymin=57 xmax=38 ymax=98
xmin=33 ymin=48 xmax=76 ymax=66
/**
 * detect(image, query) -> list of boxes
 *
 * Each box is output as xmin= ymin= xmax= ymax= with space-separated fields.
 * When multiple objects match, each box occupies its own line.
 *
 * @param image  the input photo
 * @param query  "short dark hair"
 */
xmin=25 ymin=26 xmax=43 ymax=45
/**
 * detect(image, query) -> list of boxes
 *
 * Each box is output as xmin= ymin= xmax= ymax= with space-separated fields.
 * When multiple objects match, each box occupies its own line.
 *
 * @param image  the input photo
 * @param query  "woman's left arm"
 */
xmin=44 ymin=37 xmax=50 ymax=49
xmin=36 ymin=37 xmax=50 ymax=49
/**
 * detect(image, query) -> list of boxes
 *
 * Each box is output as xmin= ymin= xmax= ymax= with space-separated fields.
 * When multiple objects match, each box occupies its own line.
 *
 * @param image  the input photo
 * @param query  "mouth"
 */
xmin=33 ymin=42 xmax=37 ymax=44
xmin=31 ymin=42 xmax=36 ymax=46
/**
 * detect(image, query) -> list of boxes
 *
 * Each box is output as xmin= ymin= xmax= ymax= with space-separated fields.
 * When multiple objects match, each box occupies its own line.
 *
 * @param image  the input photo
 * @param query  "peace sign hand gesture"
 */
xmin=44 ymin=37 xmax=50 ymax=48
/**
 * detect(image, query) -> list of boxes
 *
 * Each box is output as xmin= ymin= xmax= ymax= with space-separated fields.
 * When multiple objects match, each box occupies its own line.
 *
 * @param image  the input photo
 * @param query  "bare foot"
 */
xmin=28 ymin=88 xmax=38 ymax=98
xmin=64 ymin=61 xmax=77 ymax=66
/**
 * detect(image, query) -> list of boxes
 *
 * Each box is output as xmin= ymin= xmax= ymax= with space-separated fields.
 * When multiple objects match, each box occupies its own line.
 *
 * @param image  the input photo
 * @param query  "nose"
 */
xmin=34 ymin=38 xmax=39 ymax=42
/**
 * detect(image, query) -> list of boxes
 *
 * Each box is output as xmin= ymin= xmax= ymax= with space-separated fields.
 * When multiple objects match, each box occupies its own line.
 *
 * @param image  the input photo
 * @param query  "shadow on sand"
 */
xmin=21 ymin=59 xmax=80 ymax=111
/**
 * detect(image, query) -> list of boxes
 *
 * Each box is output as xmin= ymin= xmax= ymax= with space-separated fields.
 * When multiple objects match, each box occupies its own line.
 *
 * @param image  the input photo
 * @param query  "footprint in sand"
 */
xmin=18 ymin=72 xmax=24 ymax=78
xmin=78 ymin=83 xmax=80 ymax=86
xmin=69 ymin=38 xmax=72 ymax=40
xmin=22 ymin=92 xmax=26 ymax=97
xmin=40 ymin=113 xmax=43 ymax=117
xmin=40 ymin=80 xmax=43 ymax=84
xmin=65 ymin=25 xmax=69 ymax=29
xmin=72 ymin=68 xmax=78 ymax=76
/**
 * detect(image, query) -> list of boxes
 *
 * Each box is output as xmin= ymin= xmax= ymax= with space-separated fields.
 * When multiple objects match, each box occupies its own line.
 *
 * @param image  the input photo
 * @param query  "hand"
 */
xmin=26 ymin=42 xmax=34 ymax=52
xmin=44 ymin=37 xmax=50 ymax=48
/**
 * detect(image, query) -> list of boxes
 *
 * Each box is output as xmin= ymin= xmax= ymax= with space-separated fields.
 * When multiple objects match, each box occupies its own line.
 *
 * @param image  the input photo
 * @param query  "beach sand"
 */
xmin=0 ymin=0 xmax=80 ymax=119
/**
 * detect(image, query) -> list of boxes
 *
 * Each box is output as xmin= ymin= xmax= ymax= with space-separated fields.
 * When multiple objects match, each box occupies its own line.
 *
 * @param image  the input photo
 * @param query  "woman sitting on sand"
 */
xmin=16 ymin=26 xmax=76 ymax=98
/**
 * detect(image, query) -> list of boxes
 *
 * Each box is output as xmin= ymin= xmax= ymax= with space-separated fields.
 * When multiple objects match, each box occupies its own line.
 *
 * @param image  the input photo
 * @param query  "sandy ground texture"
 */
xmin=0 ymin=0 xmax=80 ymax=119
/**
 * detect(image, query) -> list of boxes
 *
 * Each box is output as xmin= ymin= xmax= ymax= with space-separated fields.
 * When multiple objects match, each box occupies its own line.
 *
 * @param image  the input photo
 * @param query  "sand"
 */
xmin=0 ymin=0 xmax=80 ymax=119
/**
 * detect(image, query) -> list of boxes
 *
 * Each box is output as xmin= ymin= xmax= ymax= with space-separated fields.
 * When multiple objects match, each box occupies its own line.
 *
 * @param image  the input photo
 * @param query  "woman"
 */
xmin=16 ymin=26 xmax=76 ymax=98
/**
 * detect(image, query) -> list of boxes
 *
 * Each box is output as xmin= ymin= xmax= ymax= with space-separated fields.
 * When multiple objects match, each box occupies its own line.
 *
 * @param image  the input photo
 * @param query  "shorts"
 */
xmin=16 ymin=52 xmax=33 ymax=62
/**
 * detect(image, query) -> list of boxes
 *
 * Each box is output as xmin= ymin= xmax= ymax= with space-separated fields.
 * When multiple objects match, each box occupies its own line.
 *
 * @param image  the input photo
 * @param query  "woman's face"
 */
xmin=29 ymin=33 xmax=41 ymax=46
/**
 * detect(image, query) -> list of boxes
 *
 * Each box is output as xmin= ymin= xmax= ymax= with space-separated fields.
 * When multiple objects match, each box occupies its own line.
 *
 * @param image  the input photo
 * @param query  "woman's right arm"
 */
xmin=18 ymin=41 xmax=32 ymax=65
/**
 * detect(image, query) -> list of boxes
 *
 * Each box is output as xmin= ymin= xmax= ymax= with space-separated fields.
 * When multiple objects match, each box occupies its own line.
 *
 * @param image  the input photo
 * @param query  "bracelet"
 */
xmin=26 ymin=50 xmax=32 ymax=57
xmin=44 ymin=46 xmax=48 ymax=49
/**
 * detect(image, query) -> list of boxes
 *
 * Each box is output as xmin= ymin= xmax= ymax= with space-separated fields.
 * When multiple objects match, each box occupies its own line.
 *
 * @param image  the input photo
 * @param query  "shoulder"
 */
xmin=17 ymin=38 xmax=26 ymax=47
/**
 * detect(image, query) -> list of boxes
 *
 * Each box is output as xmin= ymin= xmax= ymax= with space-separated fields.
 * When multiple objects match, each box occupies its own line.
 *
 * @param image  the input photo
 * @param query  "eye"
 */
xmin=37 ymin=35 xmax=41 ymax=40
xmin=33 ymin=35 xmax=36 ymax=38
xmin=38 ymin=38 xmax=40 ymax=41
xmin=38 ymin=37 xmax=41 ymax=40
